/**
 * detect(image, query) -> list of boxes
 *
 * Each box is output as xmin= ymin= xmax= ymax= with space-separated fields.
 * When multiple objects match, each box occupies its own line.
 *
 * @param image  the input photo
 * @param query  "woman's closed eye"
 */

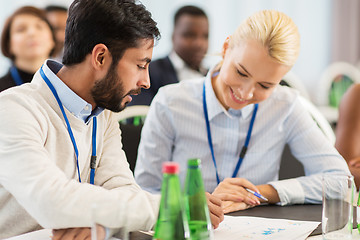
xmin=237 ymin=69 xmax=248 ymax=77
xmin=258 ymin=83 xmax=270 ymax=89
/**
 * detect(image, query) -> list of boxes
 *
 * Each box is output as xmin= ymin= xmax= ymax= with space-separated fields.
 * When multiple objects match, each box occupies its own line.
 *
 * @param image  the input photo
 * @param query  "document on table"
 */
xmin=4 ymin=229 xmax=121 ymax=240
xmin=214 ymin=216 xmax=320 ymax=240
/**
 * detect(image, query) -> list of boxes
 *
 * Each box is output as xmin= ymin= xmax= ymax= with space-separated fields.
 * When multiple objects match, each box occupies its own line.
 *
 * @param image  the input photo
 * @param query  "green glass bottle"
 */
xmin=153 ymin=162 xmax=190 ymax=240
xmin=184 ymin=159 xmax=213 ymax=240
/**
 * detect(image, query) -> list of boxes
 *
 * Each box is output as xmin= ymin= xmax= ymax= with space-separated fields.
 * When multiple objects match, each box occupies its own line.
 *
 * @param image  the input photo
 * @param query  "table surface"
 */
xmin=7 ymin=204 xmax=355 ymax=240
xmin=131 ymin=204 xmax=328 ymax=239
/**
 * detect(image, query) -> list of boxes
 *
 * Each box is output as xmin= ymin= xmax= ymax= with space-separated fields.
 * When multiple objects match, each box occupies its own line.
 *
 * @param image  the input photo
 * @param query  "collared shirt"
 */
xmin=168 ymin=50 xmax=207 ymax=82
xmin=42 ymin=60 xmax=103 ymax=123
xmin=135 ymin=68 xmax=350 ymax=205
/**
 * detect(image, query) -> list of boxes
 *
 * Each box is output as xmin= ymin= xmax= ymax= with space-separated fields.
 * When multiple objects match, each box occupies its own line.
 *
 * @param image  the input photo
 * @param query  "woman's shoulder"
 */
xmin=268 ymin=85 xmax=300 ymax=104
xmin=155 ymin=77 xmax=204 ymax=102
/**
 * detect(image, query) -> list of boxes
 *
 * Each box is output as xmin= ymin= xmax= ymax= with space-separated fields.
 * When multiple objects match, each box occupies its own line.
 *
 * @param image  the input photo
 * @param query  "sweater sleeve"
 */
xmin=0 ymin=94 xmax=159 ymax=232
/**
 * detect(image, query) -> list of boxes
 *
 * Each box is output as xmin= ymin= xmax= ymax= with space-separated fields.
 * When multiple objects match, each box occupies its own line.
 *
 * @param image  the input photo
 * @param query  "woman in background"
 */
xmin=0 ymin=6 xmax=55 ymax=92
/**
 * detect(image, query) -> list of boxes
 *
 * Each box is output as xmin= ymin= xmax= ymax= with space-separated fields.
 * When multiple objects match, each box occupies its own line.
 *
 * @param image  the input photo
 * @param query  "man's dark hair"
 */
xmin=62 ymin=0 xmax=160 ymax=66
xmin=45 ymin=5 xmax=68 ymax=13
xmin=174 ymin=5 xmax=207 ymax=27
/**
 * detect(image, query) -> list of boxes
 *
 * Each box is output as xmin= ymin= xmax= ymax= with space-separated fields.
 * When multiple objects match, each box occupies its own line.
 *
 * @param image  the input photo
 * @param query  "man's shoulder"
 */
xmin=0 ymin=82 xmax=45 ymax=114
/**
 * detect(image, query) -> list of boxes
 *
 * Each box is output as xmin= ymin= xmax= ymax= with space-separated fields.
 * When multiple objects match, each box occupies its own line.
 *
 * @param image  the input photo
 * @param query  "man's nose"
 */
xmin=138 ymin=71 xmax=150 ymax=89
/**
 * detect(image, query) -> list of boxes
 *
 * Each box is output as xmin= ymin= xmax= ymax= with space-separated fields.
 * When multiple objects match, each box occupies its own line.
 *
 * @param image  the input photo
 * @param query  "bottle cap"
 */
xmin=162 ymin=162 xmax=179 ymax=174
xmin=187 ymin=158 xmax=201 ymax=168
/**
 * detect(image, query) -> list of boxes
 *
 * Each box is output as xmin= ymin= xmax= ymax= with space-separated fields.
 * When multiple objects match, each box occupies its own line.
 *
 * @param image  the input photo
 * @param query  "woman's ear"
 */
xmin=222 ymin=36 xmax=231 ymax=59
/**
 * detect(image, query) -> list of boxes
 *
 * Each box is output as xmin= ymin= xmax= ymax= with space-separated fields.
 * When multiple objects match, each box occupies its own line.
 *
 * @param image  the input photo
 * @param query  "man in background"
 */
xmin=129 ymin=5 xmax=209 ymax=106
xmin=45 ymin=5 xmax=68 ymax=61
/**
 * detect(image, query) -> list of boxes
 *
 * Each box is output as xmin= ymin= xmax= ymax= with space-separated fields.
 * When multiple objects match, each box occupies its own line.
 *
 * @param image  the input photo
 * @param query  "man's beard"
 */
xmin=91 ymin=62 xmax=140 ymax=112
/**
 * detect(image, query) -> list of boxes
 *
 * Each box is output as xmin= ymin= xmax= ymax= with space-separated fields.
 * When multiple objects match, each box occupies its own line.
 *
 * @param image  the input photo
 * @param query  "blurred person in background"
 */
xmin=335 ymin=83 xmax=360 ymax=189
xmin=45 ymin=5 xmax=68 ymax=61
xmin=0 ymin=6 xmax=56 ymax=92
xmin=129 ymin=5 xmax=209 ymax=106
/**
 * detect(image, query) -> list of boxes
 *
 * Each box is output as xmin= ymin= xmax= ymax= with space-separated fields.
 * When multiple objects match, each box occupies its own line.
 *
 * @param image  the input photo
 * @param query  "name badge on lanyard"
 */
xmin=202 ymin=80 xmax=258 ymax=184
xmin=40 ymin=66 xmax=97 ymax=184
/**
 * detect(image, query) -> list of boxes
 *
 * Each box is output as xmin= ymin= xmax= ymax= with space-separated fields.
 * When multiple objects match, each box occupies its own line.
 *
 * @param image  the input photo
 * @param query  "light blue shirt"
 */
xmin=134 ymin=70 xmax=350 ymax=205
xmin=42 ymin=60 xmax=103 ymax=123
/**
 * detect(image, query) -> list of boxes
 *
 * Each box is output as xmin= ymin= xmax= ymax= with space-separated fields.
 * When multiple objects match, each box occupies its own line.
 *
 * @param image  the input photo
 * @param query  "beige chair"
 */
xmin=114 ymin=105 xmax=150 ymax=173
xmin=115 ymin=105 xmax=150 ymax=123
xmin=315 ymin=61 xmax=360 ymax=125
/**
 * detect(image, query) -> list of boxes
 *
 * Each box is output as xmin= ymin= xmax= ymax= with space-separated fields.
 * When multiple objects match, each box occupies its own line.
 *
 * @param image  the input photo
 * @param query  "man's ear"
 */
xmin=91 ymin=44 xmax=110 ymax=70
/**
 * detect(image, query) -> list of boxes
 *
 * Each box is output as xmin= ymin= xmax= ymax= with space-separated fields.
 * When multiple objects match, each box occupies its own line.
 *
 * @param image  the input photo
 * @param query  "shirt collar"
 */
xmin=169 ymin=50 xmax=186 ymax=70
xmin=204 ymin=67 xmax=255 ymax=121
xmin=169 ymin=50 xmax=207 ymax=76
xmin=42 ymin=59 xmax=104 ymax=123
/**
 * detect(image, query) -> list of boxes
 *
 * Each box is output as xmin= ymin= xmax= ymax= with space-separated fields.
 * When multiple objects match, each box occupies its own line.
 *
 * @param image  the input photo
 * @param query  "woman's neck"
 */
xmin=211 ymin=71 xmax=229 ymax=110
xmin=14 ymin=58 xmax=45 ymax=73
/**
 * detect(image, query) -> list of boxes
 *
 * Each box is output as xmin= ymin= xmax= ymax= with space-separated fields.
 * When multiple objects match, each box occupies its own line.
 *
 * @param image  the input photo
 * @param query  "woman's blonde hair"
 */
xmin=229 ymin=10 xmax=300 ymax=67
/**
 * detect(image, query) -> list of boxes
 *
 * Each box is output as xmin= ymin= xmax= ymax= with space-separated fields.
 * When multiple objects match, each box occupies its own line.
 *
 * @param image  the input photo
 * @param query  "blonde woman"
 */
xmin=135 ymin=10 xmax=350 ymax=213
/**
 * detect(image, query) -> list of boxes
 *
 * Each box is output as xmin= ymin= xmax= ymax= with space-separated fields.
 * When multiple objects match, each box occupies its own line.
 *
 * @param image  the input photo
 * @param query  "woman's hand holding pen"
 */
xmin=212 ymin=178 xmax=262 ymax=213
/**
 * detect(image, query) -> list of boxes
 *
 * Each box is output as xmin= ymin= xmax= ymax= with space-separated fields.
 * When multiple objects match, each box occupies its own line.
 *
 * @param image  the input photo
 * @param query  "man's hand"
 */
xmin=205 ymin=192 xmax=224 ymax=229
xmin=52 ymin=226 xmax=105 ymax=240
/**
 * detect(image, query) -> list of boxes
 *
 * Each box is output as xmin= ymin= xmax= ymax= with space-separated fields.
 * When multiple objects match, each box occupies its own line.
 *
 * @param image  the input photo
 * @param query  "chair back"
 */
xmin=315 ymin=61 xmax=360 ymax=125
xmin=114 ymin=105 xmax=150 ymax=173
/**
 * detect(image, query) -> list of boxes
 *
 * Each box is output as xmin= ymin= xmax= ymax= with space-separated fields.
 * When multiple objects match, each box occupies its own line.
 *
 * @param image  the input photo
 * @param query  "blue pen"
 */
xmin=245 ymin=188 xmax=268 ymax=202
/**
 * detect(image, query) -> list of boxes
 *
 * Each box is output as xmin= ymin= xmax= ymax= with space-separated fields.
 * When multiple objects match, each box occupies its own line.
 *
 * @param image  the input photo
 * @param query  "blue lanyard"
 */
xmin=10 ymin=66 xmax=24 ymax=86
xmin=202 ymin=80 xmax=258 ymax=184
xmin=39 ymin=66 xmax=97 ymax=184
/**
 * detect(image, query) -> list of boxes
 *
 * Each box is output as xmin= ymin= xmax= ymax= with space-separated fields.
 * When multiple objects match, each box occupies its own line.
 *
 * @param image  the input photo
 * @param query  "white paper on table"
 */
xmin=214 ymin=216 xmax=320 ymax=240
xmin=4 ymin=229 xmax=121 ymax=240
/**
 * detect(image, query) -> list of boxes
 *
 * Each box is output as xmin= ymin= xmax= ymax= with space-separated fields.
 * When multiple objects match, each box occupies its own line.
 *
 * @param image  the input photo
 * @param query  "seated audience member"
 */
xmin=0 ymin=0 xmax=223 ymax=239
xmin=0 ymin=6 xmax=56 ymax=92
xmin=335 ymin=83 xmax=360 ymax=189
xmin=45 ymin=5 xmax=68 ymax=61
xmin=129 ymin=5 xmax=209 ymax=106
xmin=135 ymin=10 xmax=350 ymax=214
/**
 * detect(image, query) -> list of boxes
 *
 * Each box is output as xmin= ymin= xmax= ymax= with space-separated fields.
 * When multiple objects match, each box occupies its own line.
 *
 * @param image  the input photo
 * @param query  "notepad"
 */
xmin=214 ymin=216 xmax=320 ymax=240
